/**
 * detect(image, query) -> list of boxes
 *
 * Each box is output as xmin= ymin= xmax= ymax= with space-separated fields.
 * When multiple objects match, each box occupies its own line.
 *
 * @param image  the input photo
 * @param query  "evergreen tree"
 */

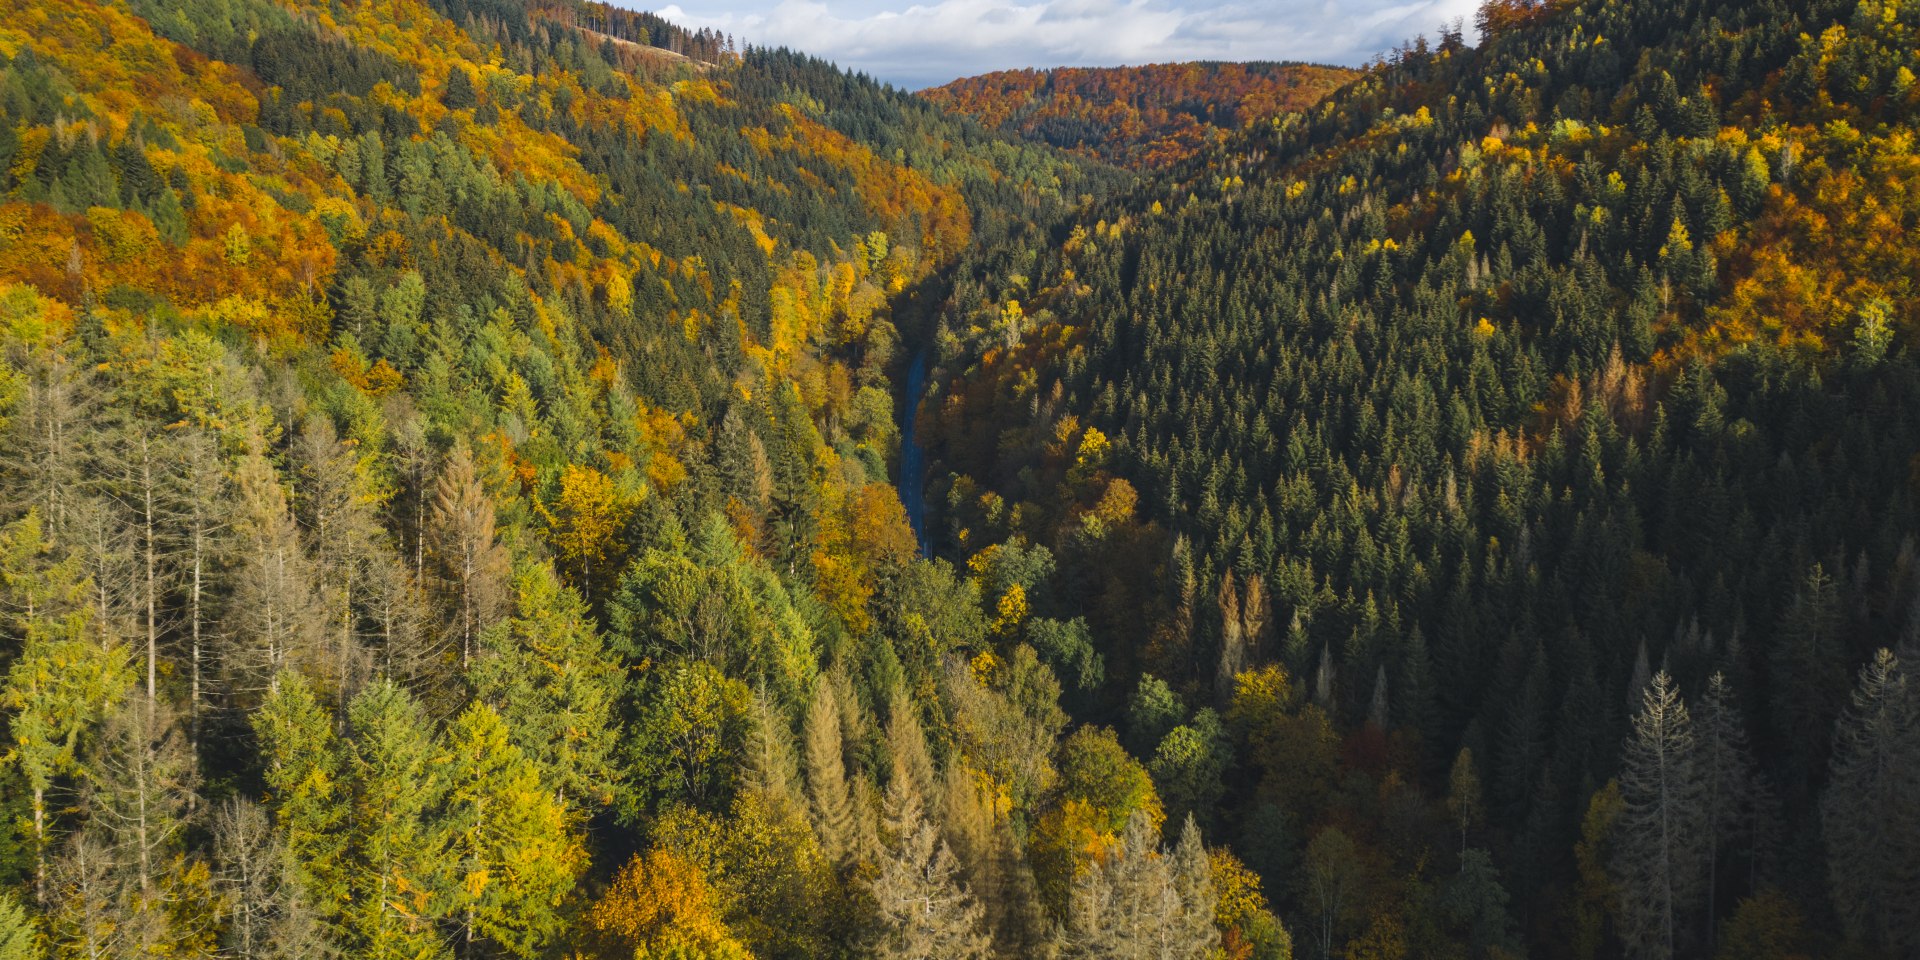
xmin=470 ymin=563 xmax=620 ymax=814
xmin=1614 ymin=673 xmax=1708 ymax=960
xmin=1819 ymin=649 xmax=1920 ymax=956
xmin=0 ymin=893 xmax=35 ymax=960
xmin=442 ymin=702 xmax=581 ymax=959
xmin=1694 ymin=672 xmax=1755 ymax=944
xmin=344 ymin=681 xmax=449 ymax=960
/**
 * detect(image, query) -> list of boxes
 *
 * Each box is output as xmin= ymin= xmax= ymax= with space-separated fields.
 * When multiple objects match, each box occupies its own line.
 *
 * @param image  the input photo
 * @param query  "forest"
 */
xmin=0 ymin=0 xmax=1914 ymax=957
xmin=918 ymin=0 xmax=1920 ymax=957
xmin=922 ymin=63 xmax=1355 ymax=170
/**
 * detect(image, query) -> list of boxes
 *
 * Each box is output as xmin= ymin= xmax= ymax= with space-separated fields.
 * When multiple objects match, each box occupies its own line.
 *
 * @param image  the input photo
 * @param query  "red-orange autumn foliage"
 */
xmin=923 ymin=62 xmax=1355 ymax=169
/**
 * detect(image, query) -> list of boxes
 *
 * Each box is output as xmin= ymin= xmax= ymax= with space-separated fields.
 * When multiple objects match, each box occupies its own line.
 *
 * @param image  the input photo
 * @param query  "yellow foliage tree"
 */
xmin=539 ymin=464 xmax=638 ymax=596
xmin=585 ymin=850 xmax=752 ymax=960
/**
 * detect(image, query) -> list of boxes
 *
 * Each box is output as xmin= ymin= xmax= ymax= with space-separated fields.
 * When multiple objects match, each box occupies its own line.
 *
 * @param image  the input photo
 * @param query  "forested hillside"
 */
xmin=4 ymin=0 xmax=1919 ymax=957
xmin=0 ymin=0 xmax=1224 ymax=955
xmin=921 ymin=0 xmax=1920 ymax=958
xmin=923 ymin=62 xmax=1355 ymax=169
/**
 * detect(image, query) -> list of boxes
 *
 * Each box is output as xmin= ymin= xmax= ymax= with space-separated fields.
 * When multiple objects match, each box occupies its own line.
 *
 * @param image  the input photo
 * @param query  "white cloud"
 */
xmin=650 ymin=0 xmax=1482 ymax=89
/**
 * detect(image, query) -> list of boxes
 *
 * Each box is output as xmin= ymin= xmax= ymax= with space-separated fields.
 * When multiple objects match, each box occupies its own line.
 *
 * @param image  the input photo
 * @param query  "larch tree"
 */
xmin=81 ymin=697 xmax=196 ymax=905
xmin=294 ymin=417 xmax=386 ymax=710
xmin=424 ymin=444 xmax=509 ymax=670
xmin=223 ymin=440 xmax=325 ymax=700
xmin=885 ymin=693 xmax=938 ymax=824
xmin=1447 ymin=747 xmax=1484 ymax=856
xmin=1819 ymin=649 xmax=1919 ymax=957
xmin=175 ymin=429 xmax=229 ymax=756
xmin=212 ymin=796 xmax=281 ymax=960
xmin=0 ymin=336 xmax=95 ymax=536
xmin=866 ymin=809 xmax=993 ymax=960
xmin=740 ymin=689 xmax=803 ymax=812
xmin=1614 ymin=672 xmax=1708 ymax=960
xmin=1055 ymin=811 xmax=1219 ymax=960
xmin=805 ymin=678 xmax=859 ymax=863
xmin=940 ymin=766 xmax=1046 ymax=956
xmin=98 ymin=418 xmax=189 ymax=713
xmin=44 ymin=833 xmax=117 ymax=960
xmin=1303 ymin=825 xmax=1362 ymax=960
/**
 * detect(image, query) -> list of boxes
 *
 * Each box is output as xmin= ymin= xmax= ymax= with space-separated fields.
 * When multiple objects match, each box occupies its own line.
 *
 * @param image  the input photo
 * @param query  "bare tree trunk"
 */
xmin=32 ymin=787 xmax=45 ymax=906
xmin=141 ymin=441 xmax=159 ymax=712
xmin=190 ymin=531 xmax=204 ymax=754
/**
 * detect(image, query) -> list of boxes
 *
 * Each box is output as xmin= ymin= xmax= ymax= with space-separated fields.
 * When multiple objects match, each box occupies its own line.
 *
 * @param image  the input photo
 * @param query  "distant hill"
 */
xmin=922 ymin=61 xmax=1355 ymax=168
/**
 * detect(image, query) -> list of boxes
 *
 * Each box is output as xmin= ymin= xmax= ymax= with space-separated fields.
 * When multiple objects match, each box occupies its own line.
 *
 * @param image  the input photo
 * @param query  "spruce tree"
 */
xmin=1694 ymin=672 xmax=1755 ymax=943
xmin=1614 ymin=672 xmax=1708 ymax=960
xmin=1820 ymin=649 xmax=1919 ymax=956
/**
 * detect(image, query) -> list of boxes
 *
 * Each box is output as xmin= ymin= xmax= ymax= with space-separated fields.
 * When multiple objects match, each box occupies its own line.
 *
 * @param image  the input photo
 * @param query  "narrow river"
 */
xmin=899 ymin=346 xmax=931 ymax=555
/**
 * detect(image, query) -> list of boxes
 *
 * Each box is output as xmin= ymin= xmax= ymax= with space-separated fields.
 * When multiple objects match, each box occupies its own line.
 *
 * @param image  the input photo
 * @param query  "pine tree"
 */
xmin=1820 ymin=649 xmax=1919 ymax=956
xmin=1614 ymin=672 xmax=1708 ymax=960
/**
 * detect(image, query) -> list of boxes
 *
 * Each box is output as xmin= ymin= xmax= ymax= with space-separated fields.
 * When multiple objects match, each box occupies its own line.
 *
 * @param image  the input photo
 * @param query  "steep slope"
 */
xmin=0 ymin=0 xmax=1243 ymax=956
xmin=923 ymin=0 xmax=1920 ymax=955
xmin=922 ymin=61 xmax=1354 ymax=169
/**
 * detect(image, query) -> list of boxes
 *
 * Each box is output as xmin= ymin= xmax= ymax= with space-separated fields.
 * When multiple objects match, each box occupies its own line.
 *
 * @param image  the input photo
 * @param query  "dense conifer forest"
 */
xmin=921 ymin=0 xmax=1920 ymax=957
xmin=0 ymin=0 xmax=1915 ymax=957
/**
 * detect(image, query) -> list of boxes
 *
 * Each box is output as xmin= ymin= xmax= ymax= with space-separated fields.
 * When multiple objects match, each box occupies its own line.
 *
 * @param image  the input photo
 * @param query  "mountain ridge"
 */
xmin=922 ymin=60 xmax=1356 ymax=169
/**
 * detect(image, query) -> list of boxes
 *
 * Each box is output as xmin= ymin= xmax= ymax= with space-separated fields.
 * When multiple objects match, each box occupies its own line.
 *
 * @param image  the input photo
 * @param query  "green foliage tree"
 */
xmin=1819 ymin=649 xmax=1919 ymax=956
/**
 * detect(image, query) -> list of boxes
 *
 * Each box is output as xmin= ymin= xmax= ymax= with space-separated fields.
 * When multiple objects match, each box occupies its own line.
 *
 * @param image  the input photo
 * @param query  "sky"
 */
xmin=646 ymin=0 xmax=1484 ymax=90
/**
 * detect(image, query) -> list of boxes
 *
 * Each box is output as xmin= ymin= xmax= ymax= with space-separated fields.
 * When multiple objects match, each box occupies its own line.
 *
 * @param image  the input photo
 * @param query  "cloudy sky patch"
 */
xmin=648 ymin=0 xmax=1483 ymax=89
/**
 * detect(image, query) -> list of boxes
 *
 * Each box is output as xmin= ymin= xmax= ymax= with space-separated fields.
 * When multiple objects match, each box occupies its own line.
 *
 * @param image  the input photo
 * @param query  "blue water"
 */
xmin=899 ymin=347 xmax=930 ymax=556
